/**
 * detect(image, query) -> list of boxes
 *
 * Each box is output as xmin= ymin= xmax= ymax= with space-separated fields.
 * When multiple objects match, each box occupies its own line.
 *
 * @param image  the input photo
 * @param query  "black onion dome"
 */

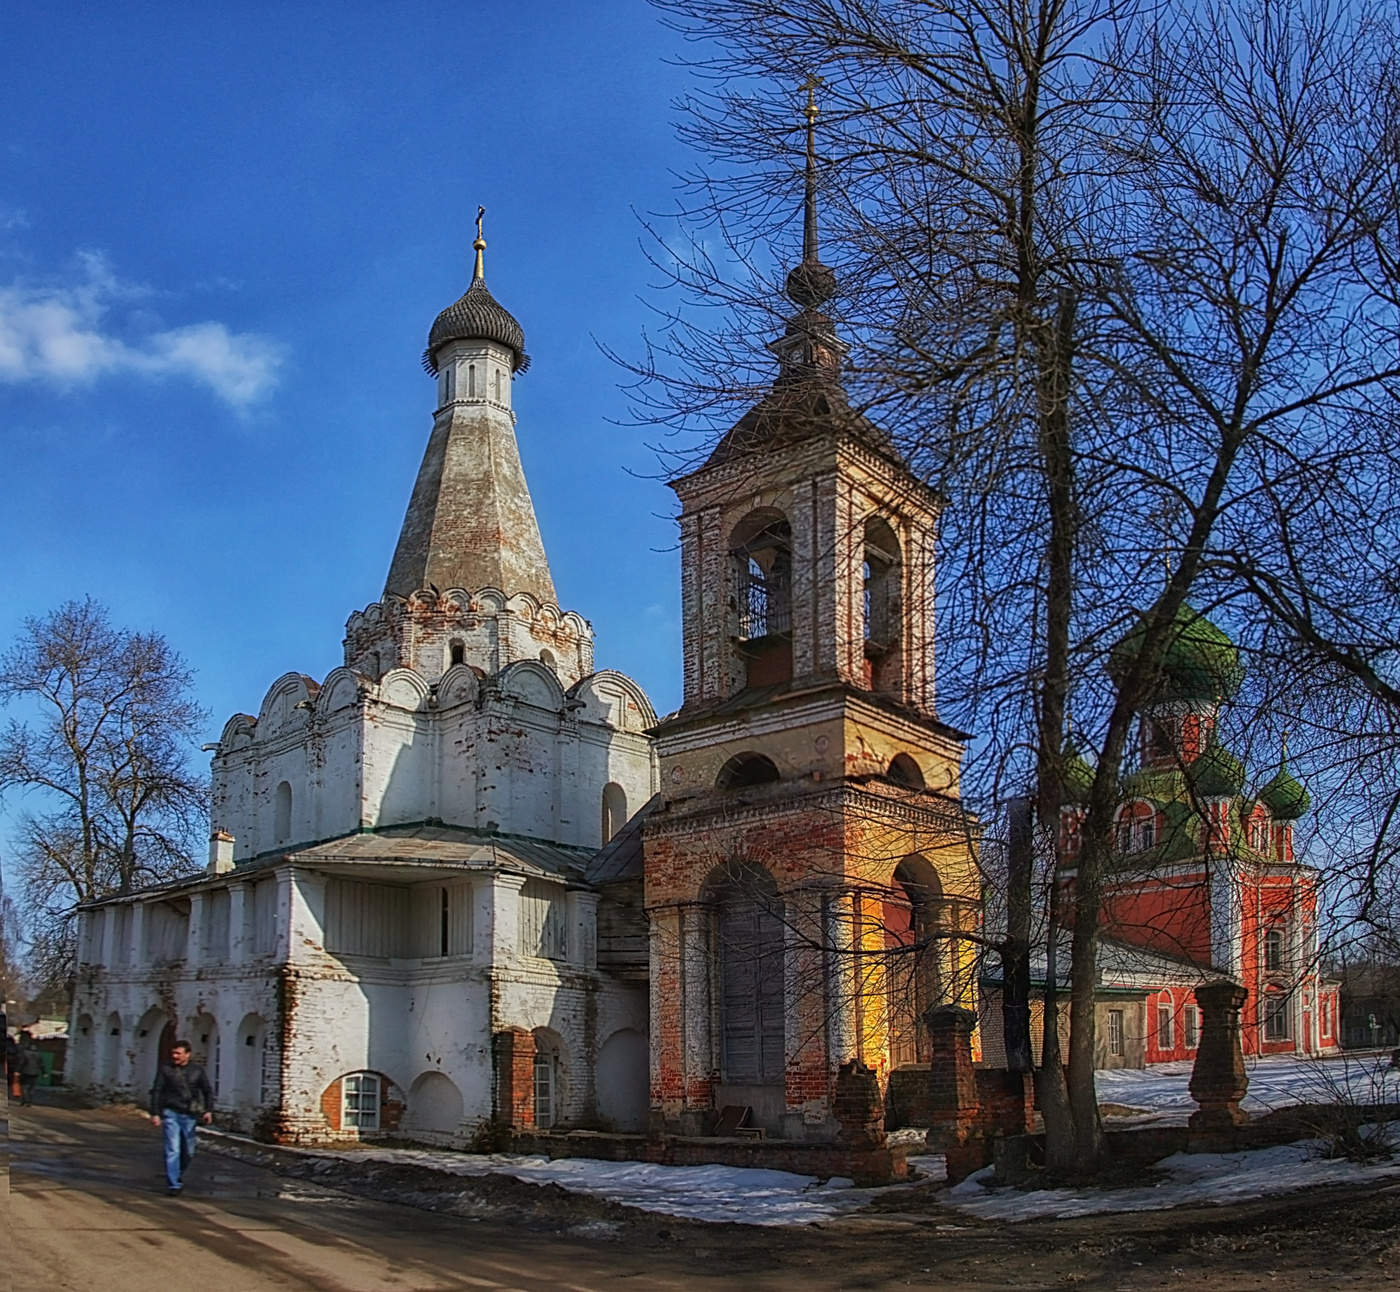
xmin=786 ymin=259 xmax=837 ymax=309
xmin=422 ymin=276 xmax=530 ymax=376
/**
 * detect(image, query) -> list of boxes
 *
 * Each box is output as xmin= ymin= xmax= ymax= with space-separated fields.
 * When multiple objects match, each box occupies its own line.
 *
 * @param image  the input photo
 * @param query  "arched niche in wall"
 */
xmin=218 ymin=713 xmax=257 ymax=752
xmin=887 ymin=753 xmax=925 ymax=789
xmin=496 ymin=659 xmax=565 ymax=711
xmin=716 ymin=751 xmax=780 ymax=791
xmin=317 ymin=667 xmax=364 ymax=715
xmin=567 ymin=670 xmax=657 ymax=732
xmin=257 ymin=673 xmax=321 ymax=736
xmin=405 ymin=1071 xmax=464 ymax=1136
xmin=379 ymin=667 xmax=431 ymax=712
xmin=273 ymin=780 xmax=293 ymax=847
xmin=437 ymin=662 xmax=481 ymax=711
xmin=601 ymin=782 xmax=628 ymax=844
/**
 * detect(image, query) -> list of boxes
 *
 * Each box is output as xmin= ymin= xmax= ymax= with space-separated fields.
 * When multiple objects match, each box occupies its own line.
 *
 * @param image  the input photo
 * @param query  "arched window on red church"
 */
xmin=1247 ymin=806 xmax=1273 ymax=854
xmin=1114 ymin=800 xmax=1157 ymax=853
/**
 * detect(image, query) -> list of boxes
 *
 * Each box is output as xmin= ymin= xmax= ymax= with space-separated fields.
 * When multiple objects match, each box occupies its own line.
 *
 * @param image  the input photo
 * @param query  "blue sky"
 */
xmin=1 ymin=3 xmax=723 ymax=764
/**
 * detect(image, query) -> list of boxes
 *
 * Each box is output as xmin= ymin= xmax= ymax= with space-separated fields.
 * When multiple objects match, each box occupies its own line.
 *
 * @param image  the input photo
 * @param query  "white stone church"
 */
xmin=67 ymin=227 xmax=660 ymax=1141
xmin=68 ymin=135 xmax=992 ymax=1160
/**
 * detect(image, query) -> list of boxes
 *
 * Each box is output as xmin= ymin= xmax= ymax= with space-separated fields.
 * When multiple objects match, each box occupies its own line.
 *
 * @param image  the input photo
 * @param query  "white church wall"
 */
xmin=360 ymin=704 xmax=434 ymax=829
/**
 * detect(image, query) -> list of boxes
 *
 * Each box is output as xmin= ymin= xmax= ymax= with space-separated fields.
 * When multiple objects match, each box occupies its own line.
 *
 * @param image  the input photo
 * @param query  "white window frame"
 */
xmin=1184 ymin=1005 xmax=1199 ymax=1050
xmin=1157 ymin=1003 xmax=1175 ymax=1050
xmin=533 ymin=1052 xmax=556 ymax=1129
xmin=343 ymin=1072 xmax=380 ymax=1131
xmin=1107 ymin=1009 xmax=1125 ymax=1057
xmin=1263 ymin=927 xmax=1284 ymax=973
xmin=1263 ymin=993 xmax=1292 ymax=1042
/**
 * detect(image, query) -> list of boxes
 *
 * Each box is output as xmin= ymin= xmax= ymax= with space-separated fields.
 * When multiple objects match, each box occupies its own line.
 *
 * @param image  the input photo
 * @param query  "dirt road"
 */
xmin=7 ymin=1097 xmax=1399 ymax=1290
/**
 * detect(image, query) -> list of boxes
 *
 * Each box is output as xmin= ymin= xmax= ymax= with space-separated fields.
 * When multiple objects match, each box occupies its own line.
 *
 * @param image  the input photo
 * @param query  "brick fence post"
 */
xmin=923 ymin=1005 xmax=980 ymax=1153
xmin=1188 ymin=979 xmax=1250 ymax=1144
xmin=833 ymin=1058 xmax=886 ymax=1147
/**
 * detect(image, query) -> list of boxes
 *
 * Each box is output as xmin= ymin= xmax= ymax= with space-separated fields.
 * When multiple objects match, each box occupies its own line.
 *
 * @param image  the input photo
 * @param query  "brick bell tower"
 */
xmin=643 ymin=88 xmax=982 ymax=1141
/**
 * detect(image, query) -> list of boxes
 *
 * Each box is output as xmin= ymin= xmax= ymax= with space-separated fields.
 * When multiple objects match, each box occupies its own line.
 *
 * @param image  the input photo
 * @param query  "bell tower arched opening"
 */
xmin=884 ymin=853 xmax=944 ymax=1067
xmin=862 ymin=516 xmax=902 ymax=696
xmin=730 ymin=510 xmax=793 ymax=690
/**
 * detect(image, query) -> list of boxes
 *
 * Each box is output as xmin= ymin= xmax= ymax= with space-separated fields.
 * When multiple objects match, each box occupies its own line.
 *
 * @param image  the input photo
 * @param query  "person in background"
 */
xmin=149 ymin=1040 xmax=214 ymax=1196
xmin=5 ymin=1031 xmax=18 ymax=1099
xmin=16 ymin=1032 xmax=42 ymax=1106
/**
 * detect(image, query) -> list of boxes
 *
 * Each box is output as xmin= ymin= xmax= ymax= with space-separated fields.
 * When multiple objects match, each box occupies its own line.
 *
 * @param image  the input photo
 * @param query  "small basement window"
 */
xmin=342 ymin=1072 xmax=380 ymax=1131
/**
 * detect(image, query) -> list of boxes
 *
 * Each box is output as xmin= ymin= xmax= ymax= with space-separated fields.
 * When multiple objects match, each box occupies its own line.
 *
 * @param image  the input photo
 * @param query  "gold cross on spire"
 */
xmin=473 ymin=205 xmax=487 ymax=281
xmin=801 ymin=72 xmax=823 ymax=125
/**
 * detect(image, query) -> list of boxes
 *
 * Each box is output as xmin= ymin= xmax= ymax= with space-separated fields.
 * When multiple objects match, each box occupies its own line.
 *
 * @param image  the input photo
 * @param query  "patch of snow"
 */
xmin=938 ymin=1136 xmax=1400 ymax=1222
xmin=199 ymin=1052 xmax=1398 ymax=1228
xmin=230 ymin=1138 xmax=877 ymax=1226
xmin=1095 ymin=1050 xmax=1400 ymax=1123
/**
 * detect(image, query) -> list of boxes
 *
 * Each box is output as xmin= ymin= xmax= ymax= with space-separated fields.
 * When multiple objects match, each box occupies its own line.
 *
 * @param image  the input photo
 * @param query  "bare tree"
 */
xmin=639 ymin=0 xmax=1400 ymax=1167
xmin=0 ymin=598 xmax=208 ymax=987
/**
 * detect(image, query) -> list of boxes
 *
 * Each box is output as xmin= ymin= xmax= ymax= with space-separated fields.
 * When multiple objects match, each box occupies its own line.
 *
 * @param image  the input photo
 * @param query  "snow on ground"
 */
xmin=208 ymin=1053 xmax=1398 ymax=1228
xmin=925 ymin=1132 xmax=1400 ymax=1222
xmin=231 ymin=1138 xmax=875 ymax=1226
xmin=1096 ymin=1050 xmax=1400 ymax=1122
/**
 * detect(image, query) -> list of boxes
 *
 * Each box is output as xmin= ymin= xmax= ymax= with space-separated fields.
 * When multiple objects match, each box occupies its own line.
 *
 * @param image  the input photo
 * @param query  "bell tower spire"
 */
xmin=385 ymin=215 xmax=555 ymax=605
xmin=774 ymin=77 xmax=842 ymax=377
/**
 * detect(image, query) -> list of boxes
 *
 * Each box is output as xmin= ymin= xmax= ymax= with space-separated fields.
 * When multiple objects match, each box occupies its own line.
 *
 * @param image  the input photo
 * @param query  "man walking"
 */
xmin=149 ymin=1040 xmax=214 ymax=1196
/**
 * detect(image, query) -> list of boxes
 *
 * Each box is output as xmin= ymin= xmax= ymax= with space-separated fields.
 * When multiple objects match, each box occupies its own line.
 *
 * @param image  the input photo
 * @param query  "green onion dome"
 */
xmin=1258 ymin=761 xmax=1310 ymax=820
xmin=1062 ymin=746 xmax=1096 ymax=805
xmin=1187 ymin=735 xmax=1246 ymax=798
xmin=1120 ymin=765 xmax=1181 ymax=803
xmin=1108 ymin=600 xmax=1243 ymax=703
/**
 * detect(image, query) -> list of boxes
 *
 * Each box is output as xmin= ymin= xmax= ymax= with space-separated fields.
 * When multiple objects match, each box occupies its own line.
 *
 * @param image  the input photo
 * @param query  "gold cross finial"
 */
xmin=472 ymin=205 xmax=486 ymax=280
xmin=801 ymin=73 xmax=823 ymax=125
xmin=1280 ymin=729 xmax=1290 ymax=762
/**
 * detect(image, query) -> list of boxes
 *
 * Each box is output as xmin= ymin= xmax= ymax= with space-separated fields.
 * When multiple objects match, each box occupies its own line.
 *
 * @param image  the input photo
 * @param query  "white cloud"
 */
xmin=0 ymin=250 xmax=283 ymax=408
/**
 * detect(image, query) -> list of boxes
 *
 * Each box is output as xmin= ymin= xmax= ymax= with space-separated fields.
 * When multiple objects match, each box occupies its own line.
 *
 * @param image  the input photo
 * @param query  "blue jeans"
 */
xmin=160 ymin=1110 xmax=198 ymax=1189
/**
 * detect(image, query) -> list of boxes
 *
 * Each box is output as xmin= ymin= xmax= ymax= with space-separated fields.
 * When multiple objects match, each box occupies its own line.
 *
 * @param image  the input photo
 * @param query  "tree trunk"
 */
xmin=1034 ymin=287 xmax=1080 ymax=1170
xmin=1002 ymin=795 xmax=1033 ymax=1073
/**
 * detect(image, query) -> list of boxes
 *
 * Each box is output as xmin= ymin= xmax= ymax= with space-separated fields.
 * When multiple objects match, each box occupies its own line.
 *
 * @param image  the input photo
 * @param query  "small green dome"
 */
xmin=1062 ymin=748 xmax=1096 ymax=804
xmin=1120 ymin=765 xmax=1181 ymax=802
xmin=1259 ymin=763 xmax=1310 ymax=820
xmin=1188 ymin=737 xmax=1245 ymax=798
xmin=1109 ymin=601 xmax=1243 ymax=703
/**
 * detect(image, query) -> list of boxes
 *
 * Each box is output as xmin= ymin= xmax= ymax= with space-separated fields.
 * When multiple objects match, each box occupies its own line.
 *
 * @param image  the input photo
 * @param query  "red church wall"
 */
xmin=1101 ymin=873 xmax=1212 ymax=966
xmin=1237 ymin=871 xmax=1318 ymax=1056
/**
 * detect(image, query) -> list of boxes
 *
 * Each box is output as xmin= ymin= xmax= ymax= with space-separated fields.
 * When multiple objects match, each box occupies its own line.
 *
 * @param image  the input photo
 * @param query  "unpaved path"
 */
xmin=9 ymin=1098 xmax=1398 ymax=1290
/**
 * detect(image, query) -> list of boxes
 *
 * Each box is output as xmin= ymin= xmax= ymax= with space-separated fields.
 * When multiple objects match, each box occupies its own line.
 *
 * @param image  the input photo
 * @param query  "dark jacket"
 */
xmin=17 ymin=1044 xmax=43 ymax=1077
xmin=150 ymin=1061 xmax=214 ymax=1117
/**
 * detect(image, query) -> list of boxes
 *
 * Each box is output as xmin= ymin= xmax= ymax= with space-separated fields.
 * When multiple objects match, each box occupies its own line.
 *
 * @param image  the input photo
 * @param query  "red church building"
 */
xmin=1059 ymin=602 xmax=1341 ymax=1065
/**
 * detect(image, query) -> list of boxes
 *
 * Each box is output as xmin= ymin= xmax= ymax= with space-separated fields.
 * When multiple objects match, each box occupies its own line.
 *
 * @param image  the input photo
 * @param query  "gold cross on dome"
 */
xmin=472 ymin=206 xmax=487 ymax=279
xmin=801 ymin=73 xmax=823 ymax=124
